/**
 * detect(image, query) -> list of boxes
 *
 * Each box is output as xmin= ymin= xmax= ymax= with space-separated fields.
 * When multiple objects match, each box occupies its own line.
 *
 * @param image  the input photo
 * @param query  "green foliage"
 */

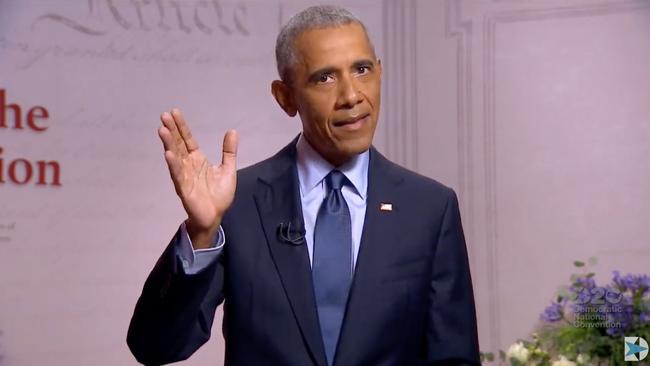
xmin=480 ymin=352 xmax=492 ymax=362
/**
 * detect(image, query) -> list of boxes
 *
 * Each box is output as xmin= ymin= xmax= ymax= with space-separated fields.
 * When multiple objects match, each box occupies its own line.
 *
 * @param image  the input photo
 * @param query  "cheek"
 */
xmin=298 ymin=106 xmax=332 ymax=144
xmin=303 ymin=97 xmax=335 ymax=133
xmin=369 ymin=84 xmax=382 ymax=107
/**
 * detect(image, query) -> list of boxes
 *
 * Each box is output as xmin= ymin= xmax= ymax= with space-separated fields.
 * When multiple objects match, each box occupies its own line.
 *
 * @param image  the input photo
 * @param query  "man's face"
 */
xmin=290 ymin=23 xmax=382 ymax=166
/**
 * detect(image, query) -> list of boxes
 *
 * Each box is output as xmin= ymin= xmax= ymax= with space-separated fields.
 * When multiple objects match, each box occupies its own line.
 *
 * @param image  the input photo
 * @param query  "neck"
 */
xmin=302 ymin=135 xmax=352 ymax=167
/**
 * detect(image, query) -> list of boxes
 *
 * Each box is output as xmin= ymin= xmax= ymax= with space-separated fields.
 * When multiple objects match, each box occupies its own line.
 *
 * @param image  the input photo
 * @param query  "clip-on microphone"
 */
xmin=277 ymin=221 xmax=305 ymax=245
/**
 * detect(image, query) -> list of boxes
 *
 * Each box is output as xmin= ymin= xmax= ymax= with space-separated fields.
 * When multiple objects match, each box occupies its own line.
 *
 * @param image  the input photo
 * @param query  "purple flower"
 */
xmin=541 ymin=302 xmax=564 ymax=322
xmin=641 ymin=312 xmax=650 ymax=324
xmin=604 ymin=294 xmax=634 ymax=335
xmin=606 ymin=325 xmax=624 ymax=336
xmin=573 ymin=276 xmax=596 ymax=290
xmin=612 ymin=271 xmax=649 ymax=293
xmin=537 ymin=267 xmax=650 ymax=337
xmin=640 ymin=274 xmax=650 ymax=294
xmin=613 ymin=270 xmax=624 ymax=288
xmin=570 ymin=276 xmax=596 ymax=305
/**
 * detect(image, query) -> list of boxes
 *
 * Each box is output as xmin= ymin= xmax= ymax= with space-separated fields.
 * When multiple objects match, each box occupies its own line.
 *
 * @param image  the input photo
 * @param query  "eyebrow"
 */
xmin=307 ymin=59 xmax=376 ymax=83
xmin=352 ymin=59 xmax=375 ymax=69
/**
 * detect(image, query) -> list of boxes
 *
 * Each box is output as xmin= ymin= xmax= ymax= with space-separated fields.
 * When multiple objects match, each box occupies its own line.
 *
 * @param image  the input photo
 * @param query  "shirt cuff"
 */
xmin=176 ymin=221 xmax=225 ymax=275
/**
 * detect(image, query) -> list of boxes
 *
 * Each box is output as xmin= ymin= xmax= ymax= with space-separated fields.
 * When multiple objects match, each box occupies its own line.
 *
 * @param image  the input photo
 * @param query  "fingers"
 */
xmin=161 ymin=111 xmax=188 ymax=157
xmin=221 ymin=129 xmax=238 ymax=171
xmin=159 ymin=108 xmax=237 ymax=175
xmin=157 ymin=126 xmax=181 ymax=178
xmin=171 ymin=108 xmax=200 ymax=152
xmin=164 ymin=150 xmax=183 ymax=187
xmin=158 ymin=126 xmax=175 ymax=152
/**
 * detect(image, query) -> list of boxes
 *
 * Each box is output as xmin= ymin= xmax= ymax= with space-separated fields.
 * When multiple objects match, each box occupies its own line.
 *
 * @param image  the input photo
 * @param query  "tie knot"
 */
xmin=326 ymin=170 xmax=346 ymax=191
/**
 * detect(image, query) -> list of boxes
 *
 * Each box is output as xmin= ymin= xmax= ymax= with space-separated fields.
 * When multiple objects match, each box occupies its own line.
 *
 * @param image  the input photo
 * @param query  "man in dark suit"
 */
xmin=127 ymin=5 xmax=479 ymax=366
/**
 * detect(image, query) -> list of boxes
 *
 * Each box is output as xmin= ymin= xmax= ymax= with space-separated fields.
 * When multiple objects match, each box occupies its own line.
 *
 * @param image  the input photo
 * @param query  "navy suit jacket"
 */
xmin=127 ymin=139 xmax=480 ymax=366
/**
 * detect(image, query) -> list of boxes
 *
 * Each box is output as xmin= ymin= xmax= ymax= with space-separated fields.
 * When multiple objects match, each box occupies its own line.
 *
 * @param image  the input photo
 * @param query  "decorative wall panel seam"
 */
xmin=381 ymin=0 xmax=418 ymax=170
xmin=444 ymin=0 xmax=497 ymax=353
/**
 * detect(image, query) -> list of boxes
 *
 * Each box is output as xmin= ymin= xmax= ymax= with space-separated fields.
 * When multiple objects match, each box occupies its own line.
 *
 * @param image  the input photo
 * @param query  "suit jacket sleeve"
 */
xmin=127 ymin=228 xmax=225 ymax=365
xmin=426 ymin=189 xmax=480 ymax=365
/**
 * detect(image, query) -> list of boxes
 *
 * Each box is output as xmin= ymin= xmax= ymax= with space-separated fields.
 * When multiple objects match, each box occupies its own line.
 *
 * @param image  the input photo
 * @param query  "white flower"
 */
xmin=576 ymin=354 xmax=589 ymax=365
xmin=551 ymin=355 xmax=577 ymax=366
xmin=506 ymin=342 xmax=530 ymax=363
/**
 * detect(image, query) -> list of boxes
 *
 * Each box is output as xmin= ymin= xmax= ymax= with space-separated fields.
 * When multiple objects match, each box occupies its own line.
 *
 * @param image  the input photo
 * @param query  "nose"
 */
xmin=336 ymin=74 xmax=363 ymax=109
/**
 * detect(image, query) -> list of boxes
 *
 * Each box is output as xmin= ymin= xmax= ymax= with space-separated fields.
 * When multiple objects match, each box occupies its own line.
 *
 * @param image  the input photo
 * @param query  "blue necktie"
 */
xmin=313 ymin=170 xmax=352 ymax=366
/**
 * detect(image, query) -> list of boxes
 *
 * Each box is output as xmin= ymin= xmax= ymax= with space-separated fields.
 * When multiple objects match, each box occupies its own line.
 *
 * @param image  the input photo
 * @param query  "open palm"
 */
xmin=157 ymin=109 xmax=238 ymax=249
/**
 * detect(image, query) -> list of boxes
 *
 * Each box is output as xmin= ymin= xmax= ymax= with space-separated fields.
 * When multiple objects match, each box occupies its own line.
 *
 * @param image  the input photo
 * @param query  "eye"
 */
xmin=356 ymin=65 xmax=371 ymax=75
xmin=316 ymin=73 xmax=334 ymax=84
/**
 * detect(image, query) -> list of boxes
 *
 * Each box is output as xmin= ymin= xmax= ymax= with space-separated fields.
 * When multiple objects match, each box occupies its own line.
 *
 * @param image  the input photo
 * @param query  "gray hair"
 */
xmin=275 ymin=5 xmax=375 ymax=83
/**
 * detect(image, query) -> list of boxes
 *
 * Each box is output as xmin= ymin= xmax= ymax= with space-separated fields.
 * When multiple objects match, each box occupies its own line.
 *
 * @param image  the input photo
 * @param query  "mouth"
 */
xmin=332 ymin=113 xmax=370 ymax=131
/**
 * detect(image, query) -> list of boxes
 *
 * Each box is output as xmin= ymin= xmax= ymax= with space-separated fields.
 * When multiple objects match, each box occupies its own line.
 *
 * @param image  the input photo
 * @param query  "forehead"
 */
xmin=294 ymin=23 xmax=374 ymax=69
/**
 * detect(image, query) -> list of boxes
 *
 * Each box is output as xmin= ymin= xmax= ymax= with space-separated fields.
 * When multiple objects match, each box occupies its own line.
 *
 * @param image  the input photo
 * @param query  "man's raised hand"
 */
xmin=157 ymin=108 xmax=238 ymax=249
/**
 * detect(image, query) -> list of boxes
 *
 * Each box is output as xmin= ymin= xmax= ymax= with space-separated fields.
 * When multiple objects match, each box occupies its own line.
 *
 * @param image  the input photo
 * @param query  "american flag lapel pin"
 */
xmin=380 ymin=203 xmax=393 ymax=212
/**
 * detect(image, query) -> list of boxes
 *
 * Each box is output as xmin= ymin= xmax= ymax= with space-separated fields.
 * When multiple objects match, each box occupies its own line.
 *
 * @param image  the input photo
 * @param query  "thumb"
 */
xmin=221 ymin=129 xmax=238 ymax=171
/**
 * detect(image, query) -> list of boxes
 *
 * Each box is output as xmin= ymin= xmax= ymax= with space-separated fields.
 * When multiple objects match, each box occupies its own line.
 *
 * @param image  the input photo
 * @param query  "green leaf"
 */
xmin=557 ymin=286 xmax=570 ymax=299
xmin=479 ymin=352 xmax=494 ymax=362
xmin=586 ymin=272 xmax=595 ymax=278
xmin=574 ymin=260 xmax=585 ymax=267
xmin=588 ymin=256 xmax=598 ymax=265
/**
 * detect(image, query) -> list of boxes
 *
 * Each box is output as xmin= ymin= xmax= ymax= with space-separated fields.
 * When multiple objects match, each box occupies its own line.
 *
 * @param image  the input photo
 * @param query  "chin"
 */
xmin=335 ymin=137 xmax=373 ymax=156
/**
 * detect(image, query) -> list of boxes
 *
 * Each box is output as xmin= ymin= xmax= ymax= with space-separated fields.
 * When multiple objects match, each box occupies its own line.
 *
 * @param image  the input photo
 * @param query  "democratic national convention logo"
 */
xmin=624 ymin=336 xmax=648 ymax=361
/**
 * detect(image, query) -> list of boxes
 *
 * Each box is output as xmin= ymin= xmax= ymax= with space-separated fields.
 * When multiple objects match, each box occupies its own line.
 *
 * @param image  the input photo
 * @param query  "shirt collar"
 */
xmin=296 ymin=133 xmax=369 ymax=200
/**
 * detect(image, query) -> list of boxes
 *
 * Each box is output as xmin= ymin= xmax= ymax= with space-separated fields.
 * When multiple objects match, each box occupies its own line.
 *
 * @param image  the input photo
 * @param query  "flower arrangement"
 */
xmin=481 ymin=259 xmax=650 ymax=365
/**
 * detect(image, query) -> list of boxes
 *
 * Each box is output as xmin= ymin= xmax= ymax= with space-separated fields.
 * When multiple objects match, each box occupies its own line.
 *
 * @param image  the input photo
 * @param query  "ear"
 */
xmin=271 ymin=80 xmax=297 ymax=117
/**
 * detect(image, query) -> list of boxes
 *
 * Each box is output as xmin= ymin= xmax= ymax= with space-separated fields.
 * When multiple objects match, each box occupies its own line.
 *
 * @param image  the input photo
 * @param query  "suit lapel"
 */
xmin=334 ymin=148 xmax=405 ymax=366
xmin=253 ymin=139 xmax=328 ymax=366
